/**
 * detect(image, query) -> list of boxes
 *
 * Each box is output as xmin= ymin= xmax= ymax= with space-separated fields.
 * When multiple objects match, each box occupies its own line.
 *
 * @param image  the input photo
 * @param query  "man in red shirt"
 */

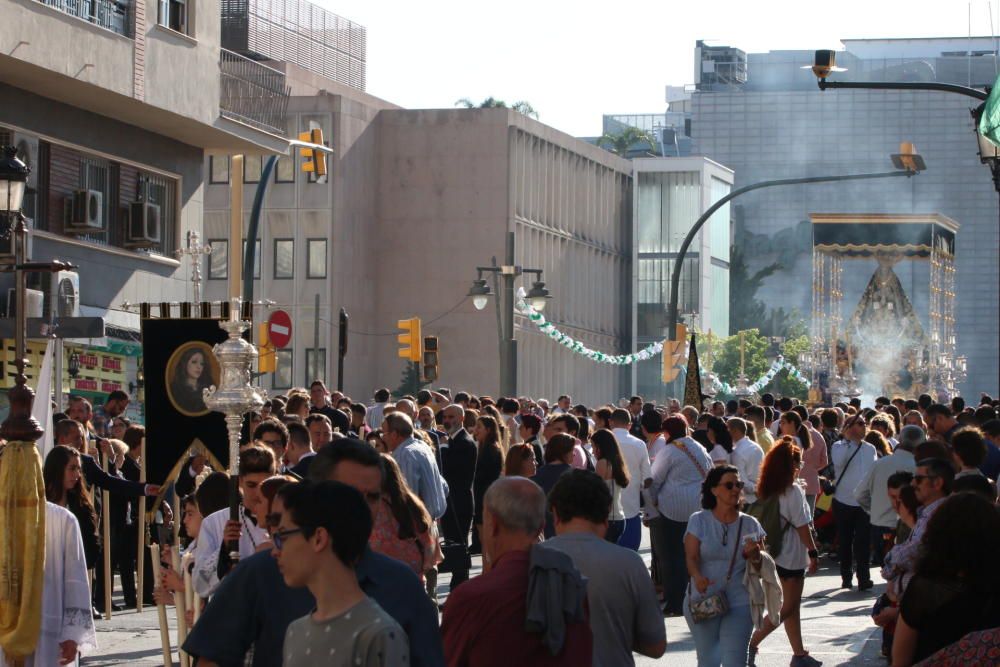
xmin=441 ymin=477 xmax=592 ymax=666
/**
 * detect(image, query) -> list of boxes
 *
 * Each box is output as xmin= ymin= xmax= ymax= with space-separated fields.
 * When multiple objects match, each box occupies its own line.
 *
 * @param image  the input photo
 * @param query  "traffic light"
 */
xmin=661 ymin=323 xmax=688 ymax=383
xmin=299 ymin=128 xmax=328 ymax=177
xmin=397 ymin=317 xmax=422 ymax=362
xmin=422 ymin=336 xmax=439 ymax=382
xmin=257 ymin=323 xmax=276 ymax=373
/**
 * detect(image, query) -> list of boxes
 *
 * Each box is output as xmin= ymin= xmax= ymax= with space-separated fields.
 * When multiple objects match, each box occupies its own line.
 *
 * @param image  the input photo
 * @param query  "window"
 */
xmin=275 ymin=156 xmax=294 ymax=183
xmin=207 ymin=239 xmax=228 ymax=279
xmin=273 ymin=239 xmax=294 ymax=279
xmin=243 ymin=155 xmax=262 ymax=184
xmin=158 ymin=0 xmax=188 ymax=34
xmin=274 ymin=349 xmax=292 ymax=389
xmin=306 ymin=348 xmax=326 ymax=385
xmin=307 ymin=239 xmax=327 ymax=278
xmin=209 ymin=156 xmax=229 ymax=184
xmin=242 ymin=238 xmax=261 ymax=279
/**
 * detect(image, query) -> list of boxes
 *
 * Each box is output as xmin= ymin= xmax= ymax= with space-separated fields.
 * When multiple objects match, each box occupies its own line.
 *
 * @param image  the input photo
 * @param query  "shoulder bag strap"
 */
xmin=675 ymin=441 xmax=708 ymax=480
xmin=724 ymin=518 xmax=744 ymax=583
xmin=834 ymin=442 xmax=864 ymax=488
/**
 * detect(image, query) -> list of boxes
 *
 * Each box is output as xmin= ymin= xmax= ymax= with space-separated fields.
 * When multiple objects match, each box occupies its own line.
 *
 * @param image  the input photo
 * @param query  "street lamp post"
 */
xmin=809 ymin=49 xmax=1000 ymax=189
xmin=467 ymin=231 xmax=550 ymax=398
xmin=666 ymin=152 xmax=925 ymax=343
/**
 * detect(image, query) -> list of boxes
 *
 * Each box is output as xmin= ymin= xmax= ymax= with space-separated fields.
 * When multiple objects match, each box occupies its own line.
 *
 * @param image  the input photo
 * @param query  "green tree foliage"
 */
xmin=455 ymin=97 xmax=539 ymax=118
xmin=699 ymin=328 xmax=808 ymax=401
xmin=711 ymin=329 xmax=770 ymax=390
xmin=772 ymin=334 xmax=810 ymax=400
xmin=395 ymin=362 xmax=428 ymax=398
xmin=595 ymin=127 xmax=660 ymax=157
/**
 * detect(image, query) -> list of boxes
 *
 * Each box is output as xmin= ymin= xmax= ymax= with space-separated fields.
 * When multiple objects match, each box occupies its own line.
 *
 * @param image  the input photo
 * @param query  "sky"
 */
xmin=315 ymin=0 xmax=1000 ymax=137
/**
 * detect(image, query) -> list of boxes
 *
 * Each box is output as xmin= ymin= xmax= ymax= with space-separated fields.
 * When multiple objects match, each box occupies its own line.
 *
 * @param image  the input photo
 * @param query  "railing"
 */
xmin=37 ymin=0 xmax=132 ymax=37
xmin=219 ymin=49 xmax=290 ymax=137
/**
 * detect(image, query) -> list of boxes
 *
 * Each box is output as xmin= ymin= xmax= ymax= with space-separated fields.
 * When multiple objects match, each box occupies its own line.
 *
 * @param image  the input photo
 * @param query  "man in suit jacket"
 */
xmin=438 ymin=404 xmax=477 ymax=590
xmin=54 ymin=419 xmax=158 ymax=498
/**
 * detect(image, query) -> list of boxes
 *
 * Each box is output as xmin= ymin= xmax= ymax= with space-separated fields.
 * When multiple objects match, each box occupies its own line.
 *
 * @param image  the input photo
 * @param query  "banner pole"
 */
xmin=101 ymin=449 xmax=112 ymax=620
xmin=136 ymin=439 xmax=147 ymax=613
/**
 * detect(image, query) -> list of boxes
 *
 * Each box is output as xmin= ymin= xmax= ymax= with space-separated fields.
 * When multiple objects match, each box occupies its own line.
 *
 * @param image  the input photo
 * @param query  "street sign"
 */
xmin=268 ymin=310 xmax=292 ymax=349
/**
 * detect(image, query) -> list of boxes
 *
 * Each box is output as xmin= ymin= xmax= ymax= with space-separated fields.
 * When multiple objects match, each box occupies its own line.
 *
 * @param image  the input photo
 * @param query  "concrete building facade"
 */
xmin=203 ymin=67 xmax=634 ymax=405
xmin=688 ymin=37 xmax=1000 ymax=397
xmin=0 ymin=0 xmax=288 ymax=412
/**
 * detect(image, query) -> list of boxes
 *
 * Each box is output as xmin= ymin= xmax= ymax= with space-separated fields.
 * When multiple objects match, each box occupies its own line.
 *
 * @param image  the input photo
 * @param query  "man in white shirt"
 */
xmin=610 ymin=409 xmax=652 ymax=551
xmin=728 ymin=418 xmax=764 ymax=505
xmin=830 ymin=414 xmax=878 ymax=590
xmin=365 ymin=388 xmax=392 ymax=431
xmin=854 ymin=424 xmax=921 ymax=566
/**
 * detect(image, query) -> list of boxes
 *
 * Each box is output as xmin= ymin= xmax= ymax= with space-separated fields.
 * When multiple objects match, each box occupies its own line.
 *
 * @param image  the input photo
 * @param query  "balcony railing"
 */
xmin=38 ymin=0 xmax=132 ymax=37
xmin=219 ymin=49 xmax=290 ymax=137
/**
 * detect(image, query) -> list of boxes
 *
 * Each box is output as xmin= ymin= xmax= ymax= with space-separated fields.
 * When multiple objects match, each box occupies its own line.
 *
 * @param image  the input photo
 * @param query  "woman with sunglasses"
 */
xmin=747 ymin=439 xmax=821 ymax=667
xmin=684 ymin=464 xmax=766 ymax=667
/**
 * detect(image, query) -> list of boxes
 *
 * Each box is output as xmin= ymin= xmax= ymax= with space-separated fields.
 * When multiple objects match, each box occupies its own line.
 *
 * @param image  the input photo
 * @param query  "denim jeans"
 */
xmin=617 ymin=514 xmax=642 ymax=551
xmin=685 ymin=604 xmax=755 ymax=667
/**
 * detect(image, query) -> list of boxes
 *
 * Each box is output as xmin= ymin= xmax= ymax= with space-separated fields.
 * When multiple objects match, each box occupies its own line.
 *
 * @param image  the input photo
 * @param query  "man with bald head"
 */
xmin=442 ymin=477 xmax=592 ymax=665
xmin=439 ymin=404 xmax=478 ymax=590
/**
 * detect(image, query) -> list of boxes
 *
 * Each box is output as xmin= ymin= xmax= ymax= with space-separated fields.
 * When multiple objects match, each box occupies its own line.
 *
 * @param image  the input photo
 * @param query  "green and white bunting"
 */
xmin=515 ymin=290 xmax=663 ymax=365
xmin=516 ymin=289 xmax=810 ymax=389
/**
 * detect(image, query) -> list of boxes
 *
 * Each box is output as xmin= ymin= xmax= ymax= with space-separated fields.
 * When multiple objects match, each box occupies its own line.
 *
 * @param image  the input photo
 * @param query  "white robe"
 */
xmin=0 ymin=502 xmax=97 ymax=667
xmin=193 ymin=505 xmax=268 ymax=598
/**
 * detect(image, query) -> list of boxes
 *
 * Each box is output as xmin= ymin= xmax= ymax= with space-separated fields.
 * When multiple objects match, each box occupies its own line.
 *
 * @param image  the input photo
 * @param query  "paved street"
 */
xmin=85 ymin=543 xmax=884 ymax=666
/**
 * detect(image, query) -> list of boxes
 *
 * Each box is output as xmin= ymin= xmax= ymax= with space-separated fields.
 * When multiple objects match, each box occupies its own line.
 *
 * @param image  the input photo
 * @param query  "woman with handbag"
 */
xmin=684 ymin=464 xmax=767 ymax=667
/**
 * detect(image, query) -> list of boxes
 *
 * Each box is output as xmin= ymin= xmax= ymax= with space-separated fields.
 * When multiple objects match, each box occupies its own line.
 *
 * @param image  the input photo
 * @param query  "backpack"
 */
xmin=746 ymin=495 xmax=791 ymax=560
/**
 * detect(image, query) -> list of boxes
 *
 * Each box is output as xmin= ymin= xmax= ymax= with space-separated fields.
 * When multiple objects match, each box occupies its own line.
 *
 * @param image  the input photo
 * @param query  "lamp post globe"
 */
xmin=526 ymin=280 xmax=551 ymax=312
xmin=468 ymin=279 xmax=491 ymax=310
xmin=0 ymin=145 xmax=30 ymax=216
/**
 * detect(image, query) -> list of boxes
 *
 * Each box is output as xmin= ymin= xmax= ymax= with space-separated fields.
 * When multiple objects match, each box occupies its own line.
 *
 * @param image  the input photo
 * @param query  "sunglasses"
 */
xmin=719 ymin=481 xmax=745 ymax=491
xmin=271 ymin=527 xmax=306 ymax=549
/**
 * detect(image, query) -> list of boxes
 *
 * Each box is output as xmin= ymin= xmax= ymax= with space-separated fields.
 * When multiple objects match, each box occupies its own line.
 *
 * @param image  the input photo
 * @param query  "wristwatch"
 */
xmin=808 ymin=549 xmax=819 ymax=559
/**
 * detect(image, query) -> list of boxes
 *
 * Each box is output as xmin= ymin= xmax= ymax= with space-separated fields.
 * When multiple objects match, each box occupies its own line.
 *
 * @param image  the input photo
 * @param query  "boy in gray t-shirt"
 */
xmin=283 ymin=597 xmax=407 ymax=666
xmin=272 ymin=480 xmax=409 ymax=667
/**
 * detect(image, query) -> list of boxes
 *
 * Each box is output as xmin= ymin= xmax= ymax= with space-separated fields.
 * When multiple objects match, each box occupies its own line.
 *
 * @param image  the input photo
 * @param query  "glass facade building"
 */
xmin=632 ymin=157 xmax=733 ymax=401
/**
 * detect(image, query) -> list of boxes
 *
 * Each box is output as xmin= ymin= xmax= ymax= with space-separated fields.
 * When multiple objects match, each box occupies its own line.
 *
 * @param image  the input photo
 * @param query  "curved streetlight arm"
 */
xmin=817 ymin=78 xmax=988 ymax=101
xmin=667 ymin=169 xmax=917 ymax=340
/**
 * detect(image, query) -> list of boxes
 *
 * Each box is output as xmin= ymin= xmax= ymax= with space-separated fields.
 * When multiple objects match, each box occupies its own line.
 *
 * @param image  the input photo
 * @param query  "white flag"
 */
xmin=31 ymin=338 xmax=55 ymax=460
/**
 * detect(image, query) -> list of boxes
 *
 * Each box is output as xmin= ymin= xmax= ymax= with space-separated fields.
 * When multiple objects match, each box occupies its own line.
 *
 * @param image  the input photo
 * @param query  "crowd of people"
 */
xmin=4 ymin=381 xmax=1000 ymax=667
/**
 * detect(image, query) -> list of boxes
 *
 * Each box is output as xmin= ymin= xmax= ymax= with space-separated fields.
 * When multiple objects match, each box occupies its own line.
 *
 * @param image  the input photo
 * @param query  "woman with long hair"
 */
xmin=748 ymin=438 xmax=821 ymax=667
xmin=370 ymin=455 xmax=436 ymax=580
xmin=471 ymin=415 xmax=504 ymax=554
xmin=591 ymin=429 xmax=631 ymax=543
xmin=892 ymin=493 xmax=1000 ymax=665
xmin=780 ymin=411 xmax=826 ymax=514
xmin=684 ymin=465 xmax=766 ymax=667
xmin=170 ymin=347 xmax=214 ymax=414
xmin=44 ymin=444 xmax=99 ymax=570
xmin=706 ymin=416 xmax=733 ymax=466
xmin=482 ymin=404 xmax=509 ymax=452
xmin=864 ymin=430 xmax=892 ymax=458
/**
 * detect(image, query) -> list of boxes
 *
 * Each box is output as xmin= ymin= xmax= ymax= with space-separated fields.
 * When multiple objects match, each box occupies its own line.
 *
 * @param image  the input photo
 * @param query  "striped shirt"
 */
xmin=650 ymin=437 xmax=713 ymax=522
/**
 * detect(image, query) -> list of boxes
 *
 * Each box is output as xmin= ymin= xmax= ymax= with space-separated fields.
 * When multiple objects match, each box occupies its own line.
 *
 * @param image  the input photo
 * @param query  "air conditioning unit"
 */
xmin=125 ymin=201 xmax=161 ymax=247
xmin=37 ymin=270 xmax=80 ymax=319
xmin=64 ymin=190 xmax=104 ymax=232
xmin=6 ymin=288 xmax=44 ymax=319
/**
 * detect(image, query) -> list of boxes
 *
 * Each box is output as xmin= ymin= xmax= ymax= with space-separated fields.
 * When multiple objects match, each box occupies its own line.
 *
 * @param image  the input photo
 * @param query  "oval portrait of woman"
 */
xmin=165 ymin=342 xmax=219 ymax=417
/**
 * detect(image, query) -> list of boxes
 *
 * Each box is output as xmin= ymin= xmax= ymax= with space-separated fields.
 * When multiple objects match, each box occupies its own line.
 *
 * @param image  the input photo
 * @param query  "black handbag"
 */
xmin=437 ymin=506 xmax=471 ymax=574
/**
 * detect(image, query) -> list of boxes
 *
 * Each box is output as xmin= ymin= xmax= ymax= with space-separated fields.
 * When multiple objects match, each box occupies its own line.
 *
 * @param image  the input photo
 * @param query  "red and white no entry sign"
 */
xmin=268 ymin=310 xmax=293 ymax=348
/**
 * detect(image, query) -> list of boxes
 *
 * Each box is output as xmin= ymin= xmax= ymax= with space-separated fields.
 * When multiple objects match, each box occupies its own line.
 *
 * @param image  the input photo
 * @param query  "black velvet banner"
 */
xmin=141 ymin=318 xmax=228 ymax=485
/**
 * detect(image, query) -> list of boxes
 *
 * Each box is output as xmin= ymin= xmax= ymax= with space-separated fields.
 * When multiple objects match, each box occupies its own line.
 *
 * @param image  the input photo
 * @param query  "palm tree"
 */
xmin=595 ymin=127 xmax=660 ymax=157
xmin=455 ymin=97 xmax=539 ymax=119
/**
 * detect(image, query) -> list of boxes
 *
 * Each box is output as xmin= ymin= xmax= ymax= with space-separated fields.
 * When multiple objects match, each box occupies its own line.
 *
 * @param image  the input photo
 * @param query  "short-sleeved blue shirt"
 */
xmin=684 ymin=510 xmax=766 ymax=609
